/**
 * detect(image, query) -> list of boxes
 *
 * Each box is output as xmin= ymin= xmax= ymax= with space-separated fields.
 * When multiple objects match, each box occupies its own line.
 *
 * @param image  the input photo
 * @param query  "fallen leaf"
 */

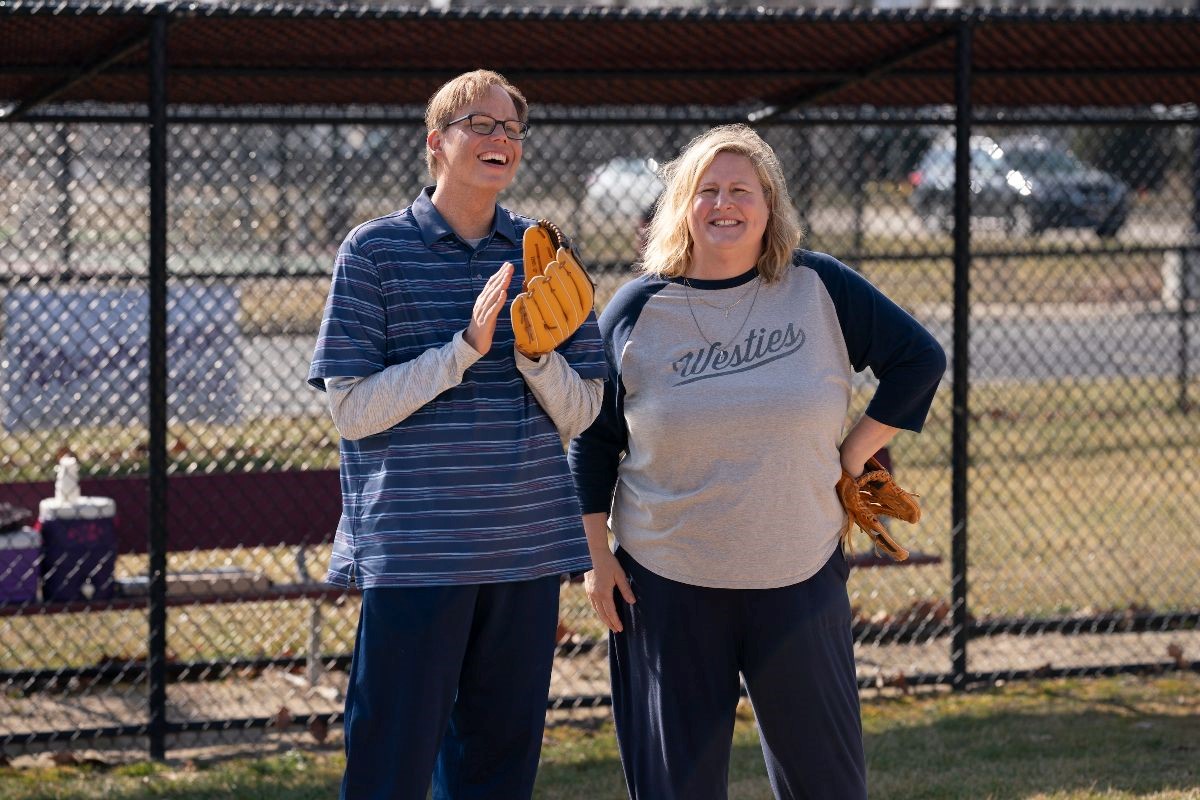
xmin=1167 ymin=642 xmax=1186 ymax=668
xmin=270 ymin=706 xmax=293 ymax=729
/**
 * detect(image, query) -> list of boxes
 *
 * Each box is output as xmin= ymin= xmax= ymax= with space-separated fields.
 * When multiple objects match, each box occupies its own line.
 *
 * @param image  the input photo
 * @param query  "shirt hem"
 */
xmin=617 ymin=538 xmax=839 ymax=590
xmin=335 ymin=558 xmax=594 ymax=589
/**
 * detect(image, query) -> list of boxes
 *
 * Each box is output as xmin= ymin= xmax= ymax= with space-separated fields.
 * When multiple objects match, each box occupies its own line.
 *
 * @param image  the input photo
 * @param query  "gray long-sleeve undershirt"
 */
xmin=325 ymin=330 xmax=603 ymax=443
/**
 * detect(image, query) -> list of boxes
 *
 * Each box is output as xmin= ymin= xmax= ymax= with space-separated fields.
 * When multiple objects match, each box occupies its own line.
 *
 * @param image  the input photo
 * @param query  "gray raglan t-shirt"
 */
xmin=569 ymin=250 xmax=946 ymax=590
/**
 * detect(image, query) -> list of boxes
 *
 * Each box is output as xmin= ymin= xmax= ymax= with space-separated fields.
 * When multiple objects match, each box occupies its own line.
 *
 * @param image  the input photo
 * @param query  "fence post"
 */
xmin=147 ymin=9 xmax=170 ymax=762
xmin=950 ymin=14 xmax=973 ymax=692
xmin=1183 ymin=118 xmax=1200 ymax=415
xmin=56 ymin=125 xmax=72 ymax=272
xmin=1179 ymin=244 xmax=1193 ymax=415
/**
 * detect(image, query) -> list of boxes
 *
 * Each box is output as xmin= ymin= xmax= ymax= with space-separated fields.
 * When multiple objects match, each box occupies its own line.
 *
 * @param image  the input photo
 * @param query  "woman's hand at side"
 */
xmin=581 ymin=512 xmax=636 ymax=633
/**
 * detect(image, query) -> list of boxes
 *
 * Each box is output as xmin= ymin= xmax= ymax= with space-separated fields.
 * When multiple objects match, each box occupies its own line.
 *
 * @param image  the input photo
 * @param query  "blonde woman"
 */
xmin=569 ymin=125 xmax=945 ymax=799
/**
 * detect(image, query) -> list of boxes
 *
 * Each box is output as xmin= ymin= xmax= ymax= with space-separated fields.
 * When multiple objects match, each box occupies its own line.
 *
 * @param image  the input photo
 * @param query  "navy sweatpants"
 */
xmin=340 ymin=576 xmax=560 ymax=800
xmin=610 ymin=546 xmax=866 ymax=800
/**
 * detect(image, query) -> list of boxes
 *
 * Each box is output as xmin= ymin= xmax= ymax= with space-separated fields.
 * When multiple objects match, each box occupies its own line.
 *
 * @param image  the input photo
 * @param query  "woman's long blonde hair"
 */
xmin=640 ymin=124 xmax=803 ymax=284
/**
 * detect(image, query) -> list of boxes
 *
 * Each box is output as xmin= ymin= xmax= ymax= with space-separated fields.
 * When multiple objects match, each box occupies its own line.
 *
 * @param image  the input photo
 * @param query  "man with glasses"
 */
xmin=309 ymin=70 xmax=606 ymax=799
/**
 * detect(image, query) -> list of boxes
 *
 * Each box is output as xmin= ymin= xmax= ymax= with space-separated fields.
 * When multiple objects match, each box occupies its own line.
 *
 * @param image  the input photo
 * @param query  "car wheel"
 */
xmin=1096 ymin=214 xmax=1125 ymax=239
xmin=1007 ymin=205 xmax=1034 ymax=238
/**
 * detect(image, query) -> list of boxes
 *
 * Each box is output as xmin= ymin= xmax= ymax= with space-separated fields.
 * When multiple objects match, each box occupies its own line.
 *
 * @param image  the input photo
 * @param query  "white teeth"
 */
xmin=480 ymin=152 xmax=507 ymax=164
xmin=712 ymin=220 xmax=740 ymax=226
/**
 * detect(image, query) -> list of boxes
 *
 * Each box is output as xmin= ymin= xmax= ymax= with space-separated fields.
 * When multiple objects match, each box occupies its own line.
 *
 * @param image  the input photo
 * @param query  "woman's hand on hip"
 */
xmin=584 ymin=549 xmax=636 ymax=634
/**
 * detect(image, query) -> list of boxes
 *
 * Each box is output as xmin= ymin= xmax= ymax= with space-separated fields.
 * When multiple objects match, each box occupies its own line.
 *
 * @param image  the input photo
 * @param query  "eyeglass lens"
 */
xmin=468 ymin=114 xmax=528 ymax=140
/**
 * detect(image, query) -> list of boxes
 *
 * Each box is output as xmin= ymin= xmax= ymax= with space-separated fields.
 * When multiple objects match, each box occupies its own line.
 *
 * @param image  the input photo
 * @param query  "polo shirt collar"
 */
xmin=412 ymin=186 xmax=519 ymax=248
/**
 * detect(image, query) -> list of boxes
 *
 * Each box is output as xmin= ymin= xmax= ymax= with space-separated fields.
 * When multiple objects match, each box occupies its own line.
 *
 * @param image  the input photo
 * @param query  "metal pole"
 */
xmin=56 ymin=126 xmax=73 ymax=272
xmin=950 ymin=15 xmax=973 ymax=691
xmin=853 ymin=141 xmax=867 ymax=255
xmin=147 ymin=10 xmax=169 ymax=761
xmin=797 ymin=128 xmax=813 ymax=236
xmin=1181 ymin=121 xmax=1198 ymax=415
xmin=276 ymin=128 xmax=288 ymax=269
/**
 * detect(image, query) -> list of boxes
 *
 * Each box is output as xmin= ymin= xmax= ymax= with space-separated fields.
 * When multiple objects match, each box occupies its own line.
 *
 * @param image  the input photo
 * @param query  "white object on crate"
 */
xmin=53 ymin=455 xmax=81 ymax=503
xmin=38 ymin=455 xmax=118 ymax=602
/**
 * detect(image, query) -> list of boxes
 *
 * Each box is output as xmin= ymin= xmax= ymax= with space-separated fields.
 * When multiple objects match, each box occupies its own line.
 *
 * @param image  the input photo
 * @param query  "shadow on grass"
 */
xmin=533 ymin=705 xmax=1198 ymax=800
xmin=864 ymin=706 xmax=1198 ymax=800
xmin=1 ymin=699 xmax=1195 ymax=799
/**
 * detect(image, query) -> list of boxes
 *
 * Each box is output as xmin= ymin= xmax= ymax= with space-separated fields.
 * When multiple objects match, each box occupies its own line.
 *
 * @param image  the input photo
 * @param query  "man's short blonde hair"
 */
xmin=424 ymin=70 xmax=528 ymax=181
xmin=640 ymin=124 xmax=803 ymax=284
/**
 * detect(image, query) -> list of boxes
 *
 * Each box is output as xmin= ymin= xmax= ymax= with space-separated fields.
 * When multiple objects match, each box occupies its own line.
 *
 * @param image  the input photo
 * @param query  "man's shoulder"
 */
xmin=500 ymin=206 xmax=538 ymax=235
xmin=499 ymin=207 xmax=591 ymax=242
xmin=344 ymin=208 xmax=419 ymax=248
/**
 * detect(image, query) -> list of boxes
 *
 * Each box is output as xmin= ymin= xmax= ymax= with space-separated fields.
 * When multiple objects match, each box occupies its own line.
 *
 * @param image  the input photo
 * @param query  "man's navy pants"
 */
xmin=339 ymin=576 xmax=560 ymax=800
xmin=610 ymin=546 xmax=866 ymax=800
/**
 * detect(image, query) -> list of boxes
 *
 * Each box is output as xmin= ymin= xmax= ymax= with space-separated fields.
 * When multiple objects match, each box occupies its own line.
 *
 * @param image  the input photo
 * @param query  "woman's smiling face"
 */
xmin=687 ymin=151 xmax=769 ymax=266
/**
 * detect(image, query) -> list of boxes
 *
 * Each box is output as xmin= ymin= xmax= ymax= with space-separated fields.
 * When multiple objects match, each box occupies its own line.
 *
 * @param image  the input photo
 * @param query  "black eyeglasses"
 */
xmin=444 ymin=113 xmax=529 ymax=141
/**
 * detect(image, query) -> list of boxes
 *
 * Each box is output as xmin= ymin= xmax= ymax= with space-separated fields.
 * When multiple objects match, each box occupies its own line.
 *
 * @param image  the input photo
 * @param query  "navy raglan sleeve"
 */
xmin=568 ymin=276 xmax=661 ymax=515
xmin=556 ymin=309 xmax=609 ymax=381
xmin=804 ymin=251 xmax=947 ymax=432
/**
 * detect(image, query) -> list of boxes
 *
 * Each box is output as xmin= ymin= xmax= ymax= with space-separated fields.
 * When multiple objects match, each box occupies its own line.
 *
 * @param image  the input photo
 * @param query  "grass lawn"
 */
xmin=1 ymin=673 xmax=1196 ymax=799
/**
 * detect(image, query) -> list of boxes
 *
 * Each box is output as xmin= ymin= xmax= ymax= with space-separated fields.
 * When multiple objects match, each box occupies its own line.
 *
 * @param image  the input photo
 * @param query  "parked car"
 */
xmin=582 ymin=157 xmax=665 ymax=221
xmin=908 ymin=136 xmax=1130 ymax=238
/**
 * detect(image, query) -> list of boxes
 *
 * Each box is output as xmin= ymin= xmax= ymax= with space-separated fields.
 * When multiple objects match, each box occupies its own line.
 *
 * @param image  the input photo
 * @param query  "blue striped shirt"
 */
xmin=308 ymin=188 xmax=608 ymax=587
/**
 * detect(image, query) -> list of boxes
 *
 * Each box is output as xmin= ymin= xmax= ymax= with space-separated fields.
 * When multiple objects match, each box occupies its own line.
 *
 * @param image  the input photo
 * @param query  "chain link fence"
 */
xmin=1 ymin=108 xmax=1197 ymax=756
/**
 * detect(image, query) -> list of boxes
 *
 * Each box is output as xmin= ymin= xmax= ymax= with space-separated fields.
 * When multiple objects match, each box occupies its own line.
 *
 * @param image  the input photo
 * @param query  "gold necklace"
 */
xmin=681 ymin=276 xmax=757 ymax=319
xmin=682 ymin=276 xmax=761 ymax=353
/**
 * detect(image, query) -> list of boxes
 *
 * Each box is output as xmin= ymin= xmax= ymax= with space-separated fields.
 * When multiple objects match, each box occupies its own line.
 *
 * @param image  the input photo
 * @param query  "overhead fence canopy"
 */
xmin=1 ymin=2 xmax=1199 ymax=118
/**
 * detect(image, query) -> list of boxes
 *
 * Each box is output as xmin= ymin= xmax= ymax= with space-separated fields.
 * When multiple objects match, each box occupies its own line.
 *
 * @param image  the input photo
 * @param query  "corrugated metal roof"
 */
xmin=1 ymin=2 xmax=1197 ymax=114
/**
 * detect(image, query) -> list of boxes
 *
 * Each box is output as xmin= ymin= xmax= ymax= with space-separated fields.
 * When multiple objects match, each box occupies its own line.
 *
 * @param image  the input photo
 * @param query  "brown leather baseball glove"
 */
xmin=512 ymin=220 xmax=594 ymax=359
xmin=836 ymin=456 xmax=921 ymax=562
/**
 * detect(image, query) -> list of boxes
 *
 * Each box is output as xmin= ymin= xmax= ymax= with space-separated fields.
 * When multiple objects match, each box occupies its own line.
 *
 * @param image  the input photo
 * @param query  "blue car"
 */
xmin=908 ymin=136 xmax=1130 ymax=238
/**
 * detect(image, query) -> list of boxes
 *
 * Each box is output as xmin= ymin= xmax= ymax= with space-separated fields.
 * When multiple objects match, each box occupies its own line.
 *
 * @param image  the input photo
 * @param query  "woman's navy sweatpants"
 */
xmin=609 ymin=546 xmax=866 ymax=800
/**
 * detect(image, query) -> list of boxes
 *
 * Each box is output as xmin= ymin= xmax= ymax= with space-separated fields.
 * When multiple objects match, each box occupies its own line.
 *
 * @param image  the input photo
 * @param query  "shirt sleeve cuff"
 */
xmin=514 ymin=347 xmax=549 ymax=374
xmin=451 ymin=330 xmax=485 ymax=374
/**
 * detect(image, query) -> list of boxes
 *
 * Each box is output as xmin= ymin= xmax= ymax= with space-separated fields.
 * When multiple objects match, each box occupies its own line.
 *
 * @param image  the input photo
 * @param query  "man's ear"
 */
xmin=426 ymin=129 xmax=442 ymax=156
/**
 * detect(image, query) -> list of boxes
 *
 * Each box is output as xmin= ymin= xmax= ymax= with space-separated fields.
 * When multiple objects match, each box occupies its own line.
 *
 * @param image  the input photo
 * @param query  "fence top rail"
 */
xmin=1 ymin=3 xmax=1198 ymax=115
xmin=2 ymin=2 xmax=1199 ymax=23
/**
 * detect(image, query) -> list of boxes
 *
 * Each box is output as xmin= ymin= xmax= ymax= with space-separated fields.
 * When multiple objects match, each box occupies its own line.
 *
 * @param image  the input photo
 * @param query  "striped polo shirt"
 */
xmin=309 ymin=188 xmax=608 ymax=588
xmin=568 ymin=251 xmax=945 ymax=589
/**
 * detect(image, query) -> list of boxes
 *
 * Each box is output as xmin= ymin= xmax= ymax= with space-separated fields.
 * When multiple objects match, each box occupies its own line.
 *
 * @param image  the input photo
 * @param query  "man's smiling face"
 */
xmin=427 ymin=83 xmax=524 ymax=195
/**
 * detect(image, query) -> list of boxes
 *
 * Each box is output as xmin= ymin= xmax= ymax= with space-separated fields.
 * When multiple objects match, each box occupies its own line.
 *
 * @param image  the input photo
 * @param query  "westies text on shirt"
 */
xmin=671 ymin=323 xmax=806 ymax=386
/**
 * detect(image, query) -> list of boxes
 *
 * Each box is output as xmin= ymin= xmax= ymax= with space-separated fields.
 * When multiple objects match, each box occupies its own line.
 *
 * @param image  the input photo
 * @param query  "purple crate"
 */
xmin=0 ymin=528 xmax=41 ymax=604
xmin=39 ymin=514 xmax=116 ymax=602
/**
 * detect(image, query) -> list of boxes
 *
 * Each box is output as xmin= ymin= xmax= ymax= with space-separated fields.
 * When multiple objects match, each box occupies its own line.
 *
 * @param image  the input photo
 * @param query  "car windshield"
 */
xmin=971 ymin=150 xmax=1010 ymax=176
xmin=1004 ymin=149 xmax=1086 ymax=175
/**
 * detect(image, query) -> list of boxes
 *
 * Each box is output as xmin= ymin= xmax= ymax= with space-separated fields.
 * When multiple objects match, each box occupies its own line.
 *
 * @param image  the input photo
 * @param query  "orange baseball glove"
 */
xmin=836 ymin=456 xmax=921 ymax=562
xmin=511 ymin=220 xmax=594 ymax=359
